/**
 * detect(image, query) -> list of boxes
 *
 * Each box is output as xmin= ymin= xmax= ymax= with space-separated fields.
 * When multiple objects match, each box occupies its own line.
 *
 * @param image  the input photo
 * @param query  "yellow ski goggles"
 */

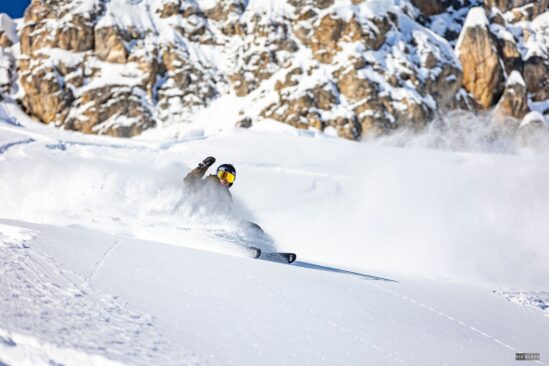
xmin=217 ymin=170 xmax=235 ymax=184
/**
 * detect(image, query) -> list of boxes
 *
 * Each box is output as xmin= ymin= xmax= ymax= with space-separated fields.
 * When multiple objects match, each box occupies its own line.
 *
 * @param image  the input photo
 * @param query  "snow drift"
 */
xmin=1 ymin=104 xmax=548 ymax=289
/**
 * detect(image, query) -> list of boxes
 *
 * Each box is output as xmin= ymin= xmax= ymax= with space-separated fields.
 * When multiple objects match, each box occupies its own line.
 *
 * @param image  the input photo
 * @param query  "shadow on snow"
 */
xmin=293 ymin=260 xmax=396 ymax=282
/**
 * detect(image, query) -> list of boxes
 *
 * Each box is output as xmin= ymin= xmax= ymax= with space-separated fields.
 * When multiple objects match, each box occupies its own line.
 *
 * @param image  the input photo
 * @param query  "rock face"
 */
xmin=0 ymin=49 xmax=14 ymax=97
xmin=261 ymin=6 xmax=462 ymax=137
xmin=494 ymin=70 xmax=530 ymax=120
xmin=456 ymin=7 xmax=504 ymax=108
xmin=19 ymin=60 xmax=75 ymax=124
xmin=0 ymin=15 xmax=17 ymax=97
xmin=3 ymin=0 xmax=548 ymax=139
xmin=15 ymin=0 xmax=223 ymax=137
xmin=484 ymin=0 xmax=548 ymax=19
xmin=410 ymin=0 xmax=452 ymax=16
xmin=523 ymin=56 xmax=549 ymax=101
xmin=20 ymin=0 xmax=101 ymax=55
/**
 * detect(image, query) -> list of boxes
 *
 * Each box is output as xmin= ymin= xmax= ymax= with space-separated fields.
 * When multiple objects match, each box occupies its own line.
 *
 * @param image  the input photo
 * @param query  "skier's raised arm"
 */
xmin=183 ymin=156 xmax=216 ymax=186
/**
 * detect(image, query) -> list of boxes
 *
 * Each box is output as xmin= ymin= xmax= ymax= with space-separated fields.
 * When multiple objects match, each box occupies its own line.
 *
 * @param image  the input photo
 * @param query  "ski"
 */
xmin=260 ymin=251 xmax=297 ymax=264
xmin=245 ymin=246 xmax=296 ymax=264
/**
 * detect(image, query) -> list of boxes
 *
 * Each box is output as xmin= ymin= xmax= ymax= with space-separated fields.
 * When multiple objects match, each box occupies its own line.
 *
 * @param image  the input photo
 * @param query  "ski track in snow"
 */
xmin=0 ymin=225 xmax=204 ymax=366
xmin=0 ymin=115 xmax=22 ymax=127
xmin=89 ymin=238 xmax=124 ymax=281
xmin=0 ymin=139 xmax=34 ymax=155
xmin=366 ymin=282 xmax=548 ymax=366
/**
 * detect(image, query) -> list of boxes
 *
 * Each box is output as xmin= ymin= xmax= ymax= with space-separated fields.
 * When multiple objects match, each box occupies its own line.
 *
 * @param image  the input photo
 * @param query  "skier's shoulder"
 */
xmin=206 ymin=175 xmax=232 ymax=199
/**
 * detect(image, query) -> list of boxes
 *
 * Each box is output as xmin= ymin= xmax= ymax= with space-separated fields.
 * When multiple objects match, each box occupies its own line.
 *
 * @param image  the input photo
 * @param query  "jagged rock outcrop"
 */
xmin=261 ymin=5 xmax=462 ymax=138
xmin=0 ymin=17 xmax=15 ymax=48
xmin=0 ymin=49 xmax=14 ymax=97
xmin=230 ymin=16 xmax=298 ymax=96
xmin=16 ymin=0 xmax=221 ymax=136
xmin=484 ymin=0 xmax=548 ymax=21
xmin=17 ymin=0 xmax=102 ymax=127
xmin=524 ymin=56 xmax=549 ymax=101
xmin=3 ymin=0 xmax=548 ymax=140
xmin=18 ymin=54 xmax=77 ymax=124
xmin=156 ymin=45 xmax=219 ymax=122
xmin=490 ymin=24 xmax=523 ymax=74
xmin=203 ymin=0 xmax=247 ymax=35
xmin=20 ymin=0 xmax=102 ymax=55
xmin=94 ymin=26 xmax=130 ymax=64
xmin=0 ymin=15 xmax=17 ymax=97
xmin=157 ymin=0 xmax=211 ymax=42
xmin=0 ymin=34 xmax=12 ymax=48
xmin=494 ymin=70 xmax=530 ymax=120
xmin=261 ymin=83 xmax=339 ymax=129
xmin=456 ymin=7 xmax=504 ymax=108
xmin=306 ymin=14 xmax=363 ymax=64
xmin=410 ymin=0 xmax=452 ymax=16
xmin=65 ymin=85 xmax=154 ymax=137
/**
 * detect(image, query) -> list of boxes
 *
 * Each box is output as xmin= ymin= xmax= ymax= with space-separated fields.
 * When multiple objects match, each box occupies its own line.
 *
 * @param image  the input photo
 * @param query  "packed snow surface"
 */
xmin=1 ymin=101 xmax=548 ymax=365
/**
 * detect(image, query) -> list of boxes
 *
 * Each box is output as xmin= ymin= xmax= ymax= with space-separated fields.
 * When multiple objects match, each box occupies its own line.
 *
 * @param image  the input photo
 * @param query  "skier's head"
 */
xmin=216 ymin=164 xmax=236 ymax=188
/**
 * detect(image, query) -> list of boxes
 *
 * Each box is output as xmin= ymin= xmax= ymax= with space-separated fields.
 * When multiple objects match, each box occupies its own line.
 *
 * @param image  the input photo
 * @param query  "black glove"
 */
xmin=198 ymin=156 xmax=216 ymax=169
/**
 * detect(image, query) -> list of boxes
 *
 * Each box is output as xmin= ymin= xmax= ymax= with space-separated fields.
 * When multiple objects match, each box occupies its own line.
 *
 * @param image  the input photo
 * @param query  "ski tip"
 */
xmin=247 ymin=246 xmax=261 ymax=258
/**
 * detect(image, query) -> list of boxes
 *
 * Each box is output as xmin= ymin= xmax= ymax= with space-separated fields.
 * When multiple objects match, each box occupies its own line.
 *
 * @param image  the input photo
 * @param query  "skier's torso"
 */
xmin=203 ymin=174 xmax=232 ymax=202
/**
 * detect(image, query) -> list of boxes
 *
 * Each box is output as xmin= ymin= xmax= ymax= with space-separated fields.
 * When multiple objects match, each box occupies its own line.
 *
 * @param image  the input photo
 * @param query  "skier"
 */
xmin=183 ymin=156 xmax=236 ymax=201
xmin=183 ymin=156 xmax=296 ymax=263
xmin=183 ymin=156 xmax=264 ymax=231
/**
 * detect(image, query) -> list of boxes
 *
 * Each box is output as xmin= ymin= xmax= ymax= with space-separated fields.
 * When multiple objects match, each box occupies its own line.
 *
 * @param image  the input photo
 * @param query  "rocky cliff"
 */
xmin=0 ymin=0 xmax=547 ymax=138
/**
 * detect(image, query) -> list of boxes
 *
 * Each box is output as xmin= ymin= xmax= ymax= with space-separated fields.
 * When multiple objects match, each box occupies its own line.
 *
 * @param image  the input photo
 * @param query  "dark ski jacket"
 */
xmin=183 ymin=164 xmax=232 ymax=202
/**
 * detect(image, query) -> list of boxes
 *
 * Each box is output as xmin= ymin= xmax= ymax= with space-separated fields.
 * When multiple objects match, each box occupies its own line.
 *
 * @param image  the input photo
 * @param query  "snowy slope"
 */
xmin=1 ymin=219 xmax=548 ymax=366
xmin=1 ymin=100 xmax=549 ymax=365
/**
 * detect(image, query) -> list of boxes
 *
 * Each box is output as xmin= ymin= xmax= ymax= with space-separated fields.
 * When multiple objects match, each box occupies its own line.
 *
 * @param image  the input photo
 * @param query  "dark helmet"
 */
xmin=216 ymin=164 xmax=236 ymax=188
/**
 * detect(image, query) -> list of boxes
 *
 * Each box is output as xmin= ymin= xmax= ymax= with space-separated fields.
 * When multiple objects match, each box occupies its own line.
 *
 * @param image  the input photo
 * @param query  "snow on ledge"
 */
xmin=0 ymin=13 xmax=18 ymax=43
xmin=455 ymin=7 xmax=489 ymax=56
xmin=463 ymin=7 xmax=489 ymax=29
xmin=520 ymin=111 xmax=547 ymax=128
xmin=506 ymin=70 xmax=526 ymax=86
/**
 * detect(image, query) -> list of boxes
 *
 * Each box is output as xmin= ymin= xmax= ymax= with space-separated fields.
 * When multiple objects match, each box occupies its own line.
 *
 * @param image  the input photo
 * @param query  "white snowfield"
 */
xmin=1 ymin=102 xmax=549 ymax=365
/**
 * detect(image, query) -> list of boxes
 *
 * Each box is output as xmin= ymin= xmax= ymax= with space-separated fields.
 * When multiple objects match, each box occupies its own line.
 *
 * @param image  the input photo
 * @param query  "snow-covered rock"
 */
xmin=0 ymin=14 xmax=17 ymax=98
xmin=16 ymin=0 xmax=223 ymax=137
xmin=494 ymin=70 xmax=530 ymax=120
xmin=410 ymin=0 xmax=452 ymax=16
xmin=4 ymin=0 xmax=549 ymax=138
xmin=484 ymin=0 xmax=548 ymax=22
xmin=0 ymin=49 xmax=14 ymax=98
xmin=456 ymin=7 xmax=505 ymax=108
xmin=8 ymin=0 xmax=467 ymax=139
xmin=490 ymin=23 xmax=522 ymax=75
xmin=0 ymin=14 xmax=17 ymax=48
